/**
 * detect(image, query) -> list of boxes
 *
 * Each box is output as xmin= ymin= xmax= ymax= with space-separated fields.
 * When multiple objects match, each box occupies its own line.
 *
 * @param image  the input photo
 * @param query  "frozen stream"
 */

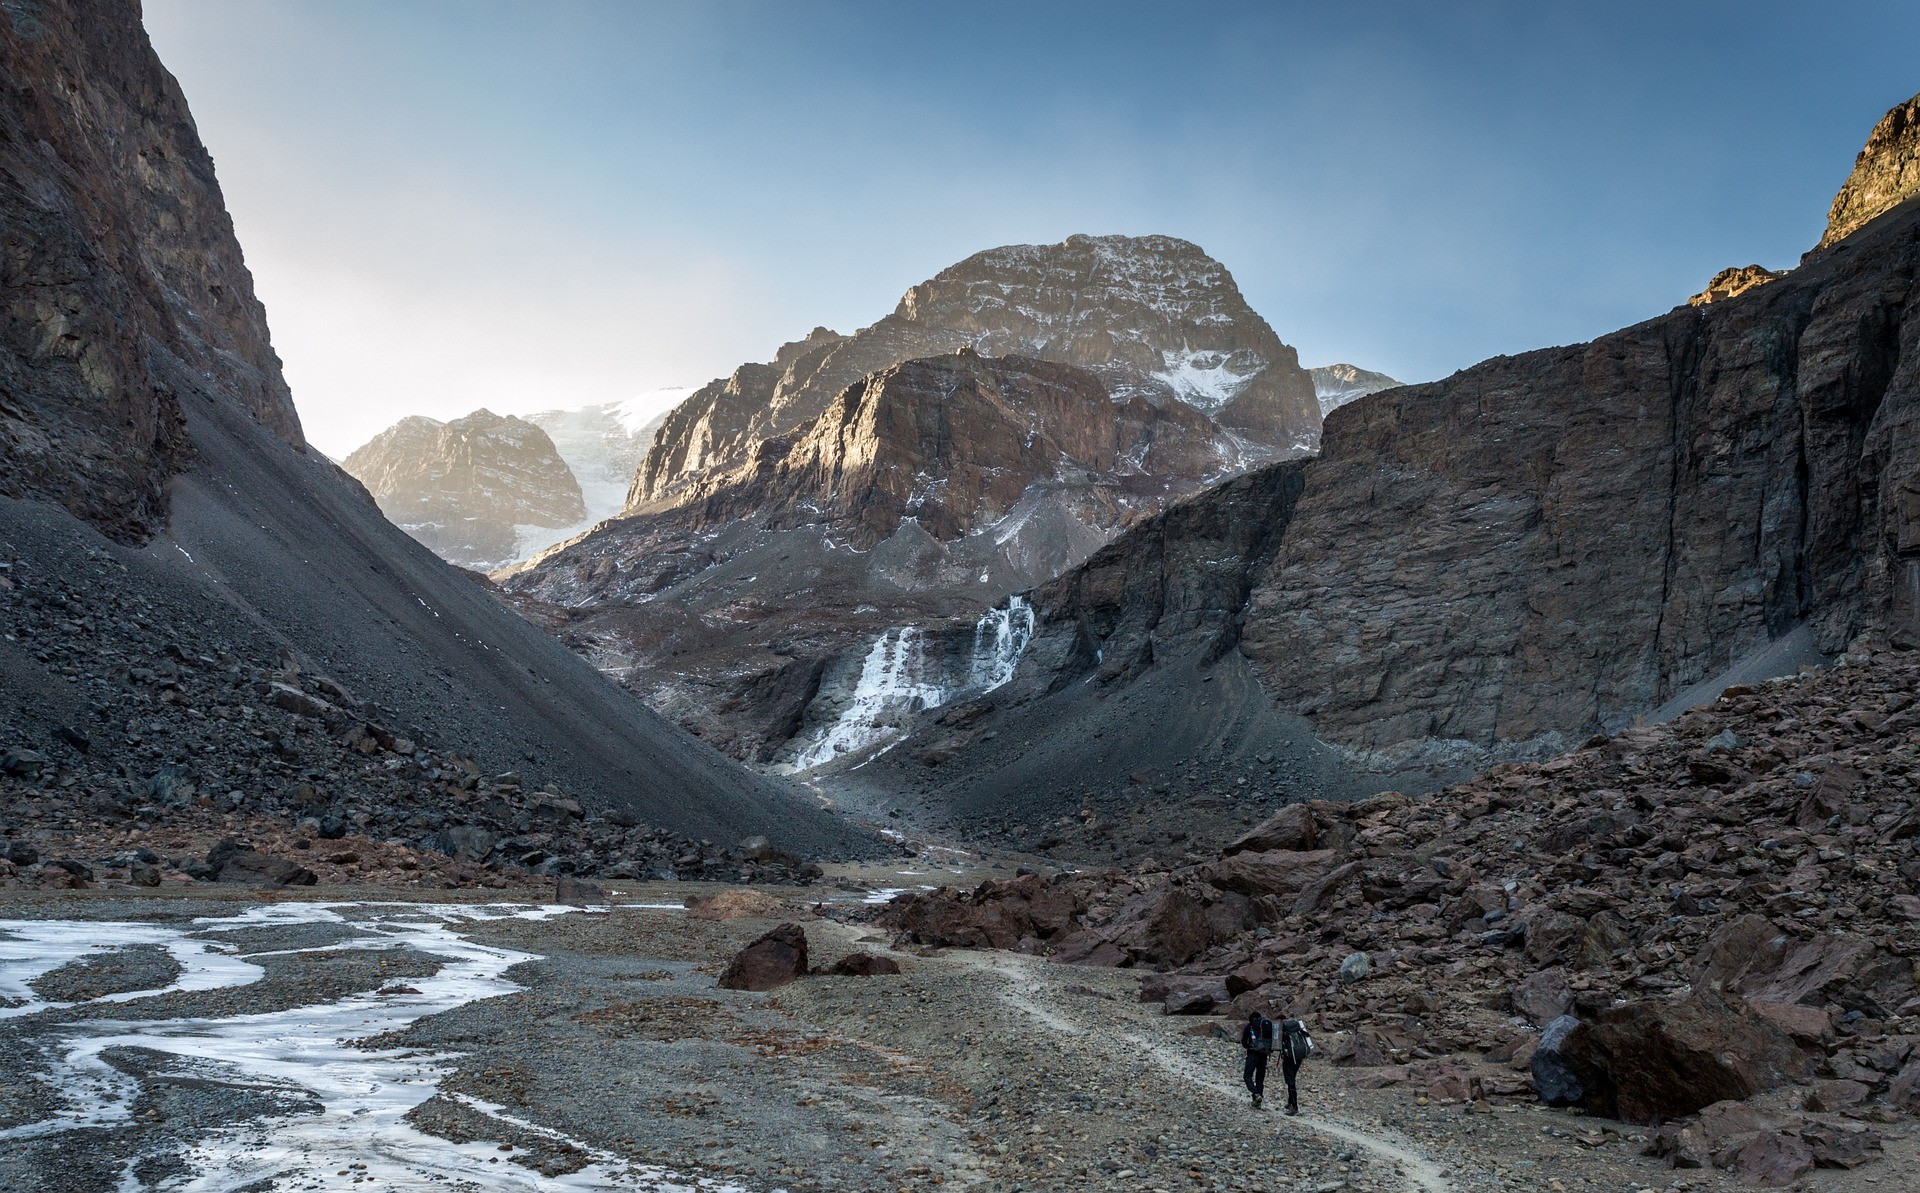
xmin=0 ymin=903 xmax=747 ymax=1192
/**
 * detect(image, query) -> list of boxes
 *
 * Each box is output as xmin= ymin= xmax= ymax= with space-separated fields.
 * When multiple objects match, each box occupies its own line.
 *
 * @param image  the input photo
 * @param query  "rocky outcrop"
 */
xmin=1819 ymin=91 xmax=1920 ymax=250
xmin=1309 ymin=364 xmax=1400 ymax=416
xmin=0 ymin=0 xmax=300 ymax=541
xmin=343 ymin=409 xmax=587 ymax=569
xmin=666 ymin=350 xmax=1223 ymax=548
xmin=1687 ymin=264 xmax=1784 ymax=306
xmin=632 ymin=235 xmax=1316 ymax=509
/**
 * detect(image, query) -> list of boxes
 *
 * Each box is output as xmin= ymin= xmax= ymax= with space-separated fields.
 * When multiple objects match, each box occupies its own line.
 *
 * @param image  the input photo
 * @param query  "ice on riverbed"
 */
xmin=0 ymin=902 xmax=753 ymax=1192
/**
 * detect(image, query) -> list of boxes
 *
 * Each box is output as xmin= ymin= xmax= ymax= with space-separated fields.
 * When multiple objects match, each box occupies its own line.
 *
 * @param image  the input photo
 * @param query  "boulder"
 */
xmin=1575 ymin=990 xmax=1809 ymax=1123
xmin=1698 ymin=914 xmax=1912 ymax=1016
xmin=555 ymin=875 xmax=605 ymax=906
xmin=1531 ymin=1015 xmax=1604 ymax=1108
xmin=1732 ymin=1132 xmax=1814 ymax=1188
xmin=1140 ymin=974 xmax=1229 ymax=1015
xmin=1338 ymin=951 xmax=1372 ymax=984
xmin=685 ymin=889 xmax=784 ymax=920
xmin=1204 ymin=848 xmax=1338 ymax=898
xmin=822 ymin=952 xmax=901 ymax=977
xmin=717 ymin=923 xmax=810 ymax=992
xmin=1108 ymin=889 xmax=1211 ymax=968
xmin=1511 ymin=967 xmax=1574 ymax=1025
xmin=1222 ymin=803 xmax=1318 ymax=855
xmin=1889 ymin=1058 xmax=1920 ymax=1114
xmin=208 ymin=839 xmax=316 ymax=887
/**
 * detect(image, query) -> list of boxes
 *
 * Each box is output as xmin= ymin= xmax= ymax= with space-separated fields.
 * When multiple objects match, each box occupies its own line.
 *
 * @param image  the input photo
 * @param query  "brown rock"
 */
xmin=1688 ymin=264 xmax=1784 ymax=307
xmin=1511 ymin=967 xmax=1574 ymax=1025
xmin=1223 ymin=803 xmax=1318 ymax=855
xmin=1204 ymin=848 xmax=1339 ymax=898
xmin=1732 ymin=1132 xmax=1814 ymax=1188
xmin=717 ymin=923 xmax=810 ymax=992
xmin=822 ymin=952 xmax=901 ymax=977
xmin=554 ymin=875 xmax=605 ymax=906
xmin=1889 ymin=1058 xmax=1920 ymax=1114
xmin=1746 ymin=999 xmax=1833 ymax=1045
xmin=1819 ymin=90 xmax=1920 ymax=249
xmin=1140 ymin=974 xmax=1229 ymax=1015
xmin=1581 ymin=990 xmax=1811 ymax=1123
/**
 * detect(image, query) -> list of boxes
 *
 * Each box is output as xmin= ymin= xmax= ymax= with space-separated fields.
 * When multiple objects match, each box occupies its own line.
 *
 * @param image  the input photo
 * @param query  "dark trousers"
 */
xmin=1242 ymin=1051 xmax=1267 ymax=1098
xmin=1280 ymin=1053 xmax=1301 ymax=1111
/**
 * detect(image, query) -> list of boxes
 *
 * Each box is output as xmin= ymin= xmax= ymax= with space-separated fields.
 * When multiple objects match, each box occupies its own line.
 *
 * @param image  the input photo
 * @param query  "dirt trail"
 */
xmin=962 ymin=950 xmax=1456 ymax=1193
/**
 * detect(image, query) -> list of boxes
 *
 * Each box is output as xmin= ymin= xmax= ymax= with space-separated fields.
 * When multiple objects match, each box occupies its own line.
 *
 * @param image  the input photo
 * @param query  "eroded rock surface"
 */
xmin=1820 ymin=91 xmax=1920 ymax=250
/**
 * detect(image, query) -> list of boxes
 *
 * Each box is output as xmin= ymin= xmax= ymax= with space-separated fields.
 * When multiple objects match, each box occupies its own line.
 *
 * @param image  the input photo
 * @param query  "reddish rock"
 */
xmin=717 ymin=923 xmax=810 ymax=992
xmin=1732 ymin=1132 xmax=1814 ymax=1188
xmin=822 ymin=952 xmax=901 ymax=977
xmin=1580 ymin=990 xmax=1810 ymax=1123
xmin=1222 ymin=804 xmax=1318 ymax=856
xmin=1746 ymin=999 xmax=1833 ymax=1045
xmin=554 ymin=875 xmax=605 ymax=906
xmin=1203 ymin=848 xmax=1338 ymax=898
xmin=1889 ymin=1059 xmax=1920 ymax=1114
xmin=1140 ymin=974 xmax=1229 ymax=1015
xmin=1511 ymin=967 xmax=1574 ymax=1026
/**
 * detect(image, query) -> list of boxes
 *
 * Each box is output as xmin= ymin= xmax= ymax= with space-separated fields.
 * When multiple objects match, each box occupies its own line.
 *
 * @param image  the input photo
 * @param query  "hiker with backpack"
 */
xmin=1240 ymin=1010 xmax=1313 ymax=1113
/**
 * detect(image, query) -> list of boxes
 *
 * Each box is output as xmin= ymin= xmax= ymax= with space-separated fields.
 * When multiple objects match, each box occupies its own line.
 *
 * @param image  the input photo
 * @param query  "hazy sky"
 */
xmin=144 ymin=1 xmax=1920 ymax=457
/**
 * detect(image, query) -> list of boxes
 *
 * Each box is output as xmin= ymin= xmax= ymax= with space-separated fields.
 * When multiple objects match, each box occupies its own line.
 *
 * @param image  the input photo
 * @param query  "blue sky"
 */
xmin=144 ymin=1 xmax=1920 ymax=456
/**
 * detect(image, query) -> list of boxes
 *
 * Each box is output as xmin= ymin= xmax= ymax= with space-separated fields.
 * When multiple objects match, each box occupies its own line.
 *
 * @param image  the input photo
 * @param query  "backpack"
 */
xmin=1248 ymin=1018 xmax=1277 ymax=1053
xmin=1280 ymin=1019 xmax=1314 ymax=1064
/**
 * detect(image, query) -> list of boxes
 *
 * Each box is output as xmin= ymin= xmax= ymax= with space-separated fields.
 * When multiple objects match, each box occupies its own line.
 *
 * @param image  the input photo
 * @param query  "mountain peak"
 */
xmin=1818 ymin=90 xmax=1920 ymax=250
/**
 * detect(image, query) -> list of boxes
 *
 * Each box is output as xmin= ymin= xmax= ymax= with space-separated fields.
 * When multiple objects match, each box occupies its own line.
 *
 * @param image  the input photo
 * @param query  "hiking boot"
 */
xmin=1286 ymin=1107 xmax=1298 ymax=1116
xmin=1252 ymin=1093 xmax=1262 ymax=1108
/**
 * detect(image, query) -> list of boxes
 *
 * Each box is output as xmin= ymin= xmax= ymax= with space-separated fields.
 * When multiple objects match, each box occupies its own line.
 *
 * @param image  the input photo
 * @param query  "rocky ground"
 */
xmin=882 ymin=643 xmax=1920 ymax=1186
xmin=14 ymin=884 xmax=1908 ymax=1192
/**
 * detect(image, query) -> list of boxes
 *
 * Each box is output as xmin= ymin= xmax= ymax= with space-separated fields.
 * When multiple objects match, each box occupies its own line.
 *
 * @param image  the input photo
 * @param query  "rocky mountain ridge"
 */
xmin=1310 ymin=363 xmax=1401 ymax=416
xmin=1821 ymin=91 xmax=1920 ymax=250
xmin=632 ymin=234 xmax=1320 ymax=510
xmin=342 ymin=409 xmax=586 ymax=570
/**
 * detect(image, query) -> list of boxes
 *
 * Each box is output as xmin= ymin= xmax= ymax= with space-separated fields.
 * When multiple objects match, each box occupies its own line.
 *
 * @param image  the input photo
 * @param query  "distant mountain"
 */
xmin=633 ymin=233 xmax=1321 ymax=510
xmin=528 ymin=389 xmax=684 ymax=524
xmin=501 ymin=235 xmax=1327 ymax=767
xmin=342 ymin=410 xmax=586 ymax=570
xmin=1309 ymin=363 xmax=1400 ymax=417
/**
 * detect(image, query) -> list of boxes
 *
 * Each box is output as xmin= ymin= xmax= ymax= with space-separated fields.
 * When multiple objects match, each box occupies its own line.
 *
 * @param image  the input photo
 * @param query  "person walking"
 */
xmin=1277 ymin=1017 xmax=1314 ymax=1115
xmin=1240 ymin=1011 xmax=1274 ymax=1108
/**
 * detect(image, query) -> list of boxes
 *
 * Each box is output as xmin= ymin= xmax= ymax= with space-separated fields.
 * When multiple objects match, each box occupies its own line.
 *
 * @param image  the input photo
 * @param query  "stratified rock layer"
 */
xmin=343 ymin=409 xmax=586 ymax=569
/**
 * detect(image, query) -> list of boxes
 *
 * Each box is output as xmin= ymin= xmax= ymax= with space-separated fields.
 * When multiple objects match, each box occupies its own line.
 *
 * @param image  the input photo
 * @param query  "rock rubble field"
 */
xmin=883 ymin=643 xmax=1920 ymax=1186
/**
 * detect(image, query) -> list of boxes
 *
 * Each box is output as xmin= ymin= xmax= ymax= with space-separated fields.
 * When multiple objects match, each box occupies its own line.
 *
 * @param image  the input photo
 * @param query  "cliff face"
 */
xmin=1240 ymin=188 xmax=1920 ymax=762
xmin=0 ymin=0 xmax=300 ymax=541
xmin=343 ymin=409 xmax=587 ymax=570
xmin=1820 ymin=92 xmax=1920 ymax=250
xmin=669 ymin=350 xmax=1225 ymax=548
xmin=632 ymin=235 xmax=1318 ymax=508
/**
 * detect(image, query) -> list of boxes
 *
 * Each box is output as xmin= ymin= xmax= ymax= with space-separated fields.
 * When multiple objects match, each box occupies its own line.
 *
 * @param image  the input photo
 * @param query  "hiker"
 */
xmin=1240 ymin=1011 xmax=1274 ymax=1107
xmin=1277 ymin=1016 xmax=1313 ymax=1115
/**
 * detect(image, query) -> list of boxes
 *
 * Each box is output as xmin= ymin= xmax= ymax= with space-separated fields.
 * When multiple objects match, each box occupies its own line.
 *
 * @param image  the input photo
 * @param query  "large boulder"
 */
xmin=207 ymin=839 xmax=316 ymax=887
xmin=717 ymin=923 xmax=810 ymax=992
xmin=1139 ymin=974 xmax=1229 ymax=1015
xmin=1538 ymin=991 xmax=1809 ymax=1123
xmin=1222 ymin=804 xmax=1319 ymax=855
xmin=1107 ymin=888 xmax=1212 ymax=968
xmin=822 ymin=952 xmax=901 ymax=977
xmin=1511 ymin=967 xmax=1574 ymax=1026
xmin=1204 ymin=848 xmax=1339 ymax=898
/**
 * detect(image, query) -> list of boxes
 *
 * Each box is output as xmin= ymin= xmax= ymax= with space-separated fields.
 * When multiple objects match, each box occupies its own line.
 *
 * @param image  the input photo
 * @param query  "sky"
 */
xmin=142 ymin=1 xmax=1920 ymax=458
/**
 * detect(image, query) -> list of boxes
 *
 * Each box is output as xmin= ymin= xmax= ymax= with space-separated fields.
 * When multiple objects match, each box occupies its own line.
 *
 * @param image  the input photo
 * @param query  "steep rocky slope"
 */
xmin=343 ymin=409 xmax=587 ymax=569
xmin=0 ymin=0 xmax=865 ymax=857
xmin=633 ymin=234 xmax=1318 ymax=508
xmin=1310 ymin=363 xmax=1401 ymax=416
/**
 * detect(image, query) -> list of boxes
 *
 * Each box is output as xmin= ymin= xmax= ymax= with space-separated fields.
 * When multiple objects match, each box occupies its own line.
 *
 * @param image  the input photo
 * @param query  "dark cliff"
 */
xmin=0 ymin=0 xmax=299 ymax=541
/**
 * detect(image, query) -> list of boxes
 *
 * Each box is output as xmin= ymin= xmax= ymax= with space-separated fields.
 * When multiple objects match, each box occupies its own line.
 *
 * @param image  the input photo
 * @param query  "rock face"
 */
xmin=342 ymin=409 xmax=587 ymax=569
xmin=1309 ymin=364 xmax=1400 ymax=416
xmin=0 ymin=0 xmax=300 ymax=541
xmin=0 ymin=0 xmax=868 ymax=858
xmin=1819 ymin=91 xmax=1920 ymax=250
xmin=1240 ymin=177 xmax=1920 ymax=763
xmin=1688 ymin=264 xmax=1784 ymax=306
xmin=634 ymin=234 xmax=1318 ymax=509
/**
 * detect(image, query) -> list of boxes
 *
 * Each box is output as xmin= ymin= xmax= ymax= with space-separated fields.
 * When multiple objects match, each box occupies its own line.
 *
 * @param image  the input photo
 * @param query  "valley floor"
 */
xmin=3 ymin=884 xmax=1911 ymax=1192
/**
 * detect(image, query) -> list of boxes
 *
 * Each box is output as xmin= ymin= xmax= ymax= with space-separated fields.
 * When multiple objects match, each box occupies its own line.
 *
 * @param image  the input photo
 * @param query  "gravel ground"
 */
xmin=1 ymin=886 xmax=1914 ymax=1192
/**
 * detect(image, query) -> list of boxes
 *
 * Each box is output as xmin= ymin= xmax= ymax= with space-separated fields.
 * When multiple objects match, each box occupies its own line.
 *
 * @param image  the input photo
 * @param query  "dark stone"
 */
xmin=823 ymin=953 xmax=901 ymax=977
xmin=717 ymin=923 xmax=810 ymax=992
